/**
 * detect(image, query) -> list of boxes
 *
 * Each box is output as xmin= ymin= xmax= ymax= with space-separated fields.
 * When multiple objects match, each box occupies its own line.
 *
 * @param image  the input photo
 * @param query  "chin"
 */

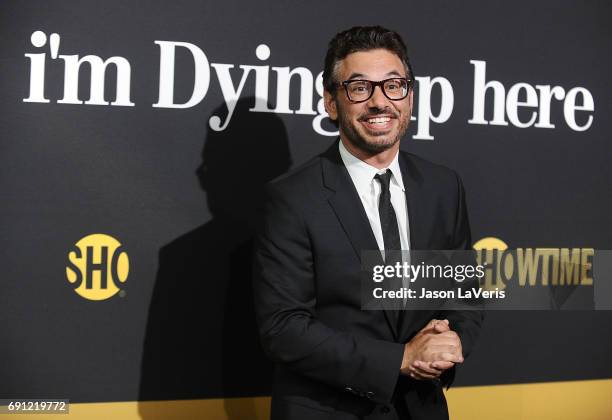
xmin=362 ymin=132 xmax=398 ymax=148
xmin=358 ymin=137 xmax=398 ymax=153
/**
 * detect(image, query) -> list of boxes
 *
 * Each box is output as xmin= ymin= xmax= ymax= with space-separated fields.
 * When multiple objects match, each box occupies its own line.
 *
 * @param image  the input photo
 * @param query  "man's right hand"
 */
xmin=400 ymin=319 xmax=463 ymax=380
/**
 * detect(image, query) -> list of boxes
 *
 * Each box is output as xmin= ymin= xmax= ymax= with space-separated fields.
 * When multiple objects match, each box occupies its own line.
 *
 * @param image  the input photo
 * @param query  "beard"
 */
xmin=337 ymin=105 xmax=410 ymax=155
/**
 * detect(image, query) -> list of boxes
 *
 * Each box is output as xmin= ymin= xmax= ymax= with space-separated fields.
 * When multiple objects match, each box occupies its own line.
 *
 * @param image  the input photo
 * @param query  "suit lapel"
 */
xmin=321 ymin=142 xmax=400 ymax=339
xmin=399 ymin=152 xmax=427 ymax=251
xmin=321 ymin=145 xmax=380 ymax=264
xmin=398 ymin=152 xmax=432 ymax=339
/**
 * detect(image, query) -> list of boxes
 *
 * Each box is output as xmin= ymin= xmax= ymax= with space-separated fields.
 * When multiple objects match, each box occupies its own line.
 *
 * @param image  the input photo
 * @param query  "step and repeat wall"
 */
xmin=1 ymin=1 xmax=611 ymax=419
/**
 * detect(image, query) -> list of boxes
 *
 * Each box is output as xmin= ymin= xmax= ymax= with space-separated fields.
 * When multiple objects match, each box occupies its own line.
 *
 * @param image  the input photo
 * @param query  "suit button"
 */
xmin=366 ymin=391 xmax=375 ymax=399
xmin=380 ymin=406 xmax=390 ymax=414
xmin=344 ymin=386 xmax=353 ymax=393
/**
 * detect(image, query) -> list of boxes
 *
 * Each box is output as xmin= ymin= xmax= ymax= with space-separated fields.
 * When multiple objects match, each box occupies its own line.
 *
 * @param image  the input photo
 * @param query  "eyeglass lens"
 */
xmin=345 ymin=79 xmax=408 ymax=102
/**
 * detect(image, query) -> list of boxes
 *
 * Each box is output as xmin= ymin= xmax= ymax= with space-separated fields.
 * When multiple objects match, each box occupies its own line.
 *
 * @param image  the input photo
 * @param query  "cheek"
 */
xmin=397 ymin=102 xmax=412 ymax=118
xmin=340 ymin=107 xmax=356 ymax=123
xmin=343 ymin=105 xmax=365 ymax=121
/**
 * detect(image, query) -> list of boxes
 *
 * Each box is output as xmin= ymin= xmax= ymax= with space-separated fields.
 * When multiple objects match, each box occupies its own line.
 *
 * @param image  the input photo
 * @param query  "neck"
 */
xmin=340 ymin=135 xmax=399 ymax=169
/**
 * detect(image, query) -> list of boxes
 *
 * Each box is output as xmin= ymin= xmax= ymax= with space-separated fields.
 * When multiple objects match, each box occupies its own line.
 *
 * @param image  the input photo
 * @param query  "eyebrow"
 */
xmin=346 ymin=70 xmax=404 ymax=80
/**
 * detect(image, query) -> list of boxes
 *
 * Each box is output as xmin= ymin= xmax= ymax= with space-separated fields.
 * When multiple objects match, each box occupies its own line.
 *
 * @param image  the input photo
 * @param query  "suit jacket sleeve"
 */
xmin=253 ymin=183 xmax=405 ymax=405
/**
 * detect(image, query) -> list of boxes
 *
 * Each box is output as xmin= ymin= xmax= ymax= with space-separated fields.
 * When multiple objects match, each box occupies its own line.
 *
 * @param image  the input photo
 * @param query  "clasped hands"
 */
xmin=400 ymin=319 xmax=463 ymax=380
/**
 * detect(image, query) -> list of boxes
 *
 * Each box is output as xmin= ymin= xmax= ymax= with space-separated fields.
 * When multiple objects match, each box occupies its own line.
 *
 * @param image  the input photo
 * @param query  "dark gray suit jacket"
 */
xmin=253 ymin=141 xmax=483 ymax=420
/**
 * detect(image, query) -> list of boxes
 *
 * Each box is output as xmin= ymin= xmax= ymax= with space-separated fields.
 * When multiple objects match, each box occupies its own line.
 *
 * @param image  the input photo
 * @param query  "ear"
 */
xmin=324 ymin=90 xmax=338 ymax=121
xmin=407 ymin=88 xmax=414 ymax=119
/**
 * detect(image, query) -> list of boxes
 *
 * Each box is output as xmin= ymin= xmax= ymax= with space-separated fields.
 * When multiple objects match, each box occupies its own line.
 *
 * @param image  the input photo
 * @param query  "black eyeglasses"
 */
xmin=340 ymin=77 xmax=412 ymax=103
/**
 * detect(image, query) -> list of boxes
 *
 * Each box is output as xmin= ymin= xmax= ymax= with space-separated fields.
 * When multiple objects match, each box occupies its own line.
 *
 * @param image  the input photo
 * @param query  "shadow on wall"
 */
xmin=139 ymin=97 xmax=291 ymax=420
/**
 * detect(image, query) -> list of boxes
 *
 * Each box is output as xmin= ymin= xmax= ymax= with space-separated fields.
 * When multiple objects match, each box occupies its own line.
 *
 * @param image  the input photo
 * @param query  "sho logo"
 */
xmin=66 ymin=233 xmax=129 ymax=300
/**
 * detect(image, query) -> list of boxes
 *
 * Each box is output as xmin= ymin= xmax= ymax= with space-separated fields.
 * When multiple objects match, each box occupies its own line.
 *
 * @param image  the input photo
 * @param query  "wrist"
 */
xmin=401 ymin=342 xmax=413 ymax=372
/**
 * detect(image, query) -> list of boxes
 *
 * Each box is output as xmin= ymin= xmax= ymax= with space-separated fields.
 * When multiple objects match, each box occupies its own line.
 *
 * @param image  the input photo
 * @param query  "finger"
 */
xmin=409 ymin=372 xmax=425 ymax=380
xmin=430 ymin=351 xmax=464 ymax=364
xmin=433 ymin=322 xmax=450 ymax=333
xmin=431 ymin=360 xmax=455 ymax=370
xmin=423 ymin=336 xmax=460 ymax=348
xmin=424 ymin=319 xmax=441 ymax=330
xmin=429 ymin=344 xmax=463 ymax=357
xmin=409 ymin=366 xmax=439 ymax=380
xmin=419 ymin=319 xmax=442 ymax=335
xmin=425 ymin=344 xmax=463 ymax=358
xmin=426 ymin=333 xmax=461 ymax=346
xmin=431 ymin=334 xmax=463 ymax=355
xmin=413 ymin=360 xmax=443 ymax=376
xmin=436 ymin=330 xmax=459 ymax=339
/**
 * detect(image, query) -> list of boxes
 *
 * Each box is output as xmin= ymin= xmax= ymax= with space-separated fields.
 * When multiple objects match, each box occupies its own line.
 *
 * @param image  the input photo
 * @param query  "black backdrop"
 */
xmin=1 ymin=0 xmax=611 ymax=405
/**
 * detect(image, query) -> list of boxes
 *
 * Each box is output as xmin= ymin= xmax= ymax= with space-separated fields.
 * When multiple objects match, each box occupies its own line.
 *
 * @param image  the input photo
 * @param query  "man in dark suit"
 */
xmin=253 ymin=26 xmax=483 ymax=420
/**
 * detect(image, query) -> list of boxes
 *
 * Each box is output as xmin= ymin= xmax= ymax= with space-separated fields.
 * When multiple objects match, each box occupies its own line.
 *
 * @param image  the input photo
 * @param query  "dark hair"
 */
xmin=322 ymin=26 xmax=414 ymax=95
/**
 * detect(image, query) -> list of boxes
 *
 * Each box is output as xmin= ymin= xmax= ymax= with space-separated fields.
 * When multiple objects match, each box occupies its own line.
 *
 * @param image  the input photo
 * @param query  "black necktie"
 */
xmin=374 ymin=170 xmax=403 ymax=315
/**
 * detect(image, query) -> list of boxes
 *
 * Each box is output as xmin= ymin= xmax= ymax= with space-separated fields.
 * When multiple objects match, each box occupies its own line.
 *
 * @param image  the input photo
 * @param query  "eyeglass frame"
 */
xmin=339 ymin=77 xmax=413 ymax=103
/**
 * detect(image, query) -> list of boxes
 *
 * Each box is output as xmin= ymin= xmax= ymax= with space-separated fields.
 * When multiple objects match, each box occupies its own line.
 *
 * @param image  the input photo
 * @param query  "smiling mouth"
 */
xmin=367 ymin=116 xmax=391 ymax=124
xmin=360 ymin=115 xmax=396 ymax=131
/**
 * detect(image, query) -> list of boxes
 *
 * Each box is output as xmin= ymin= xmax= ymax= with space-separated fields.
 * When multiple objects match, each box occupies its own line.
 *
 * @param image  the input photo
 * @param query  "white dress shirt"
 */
xmin=338 ymin=140 xmax=411 ymax=254
xmin=339 ymin=140 xmax=412 ymax=307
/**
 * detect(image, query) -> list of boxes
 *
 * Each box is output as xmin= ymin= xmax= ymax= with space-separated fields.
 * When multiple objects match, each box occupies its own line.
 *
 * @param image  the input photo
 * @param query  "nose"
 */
xmin=366 ymin=84 xmax=389 ymax=109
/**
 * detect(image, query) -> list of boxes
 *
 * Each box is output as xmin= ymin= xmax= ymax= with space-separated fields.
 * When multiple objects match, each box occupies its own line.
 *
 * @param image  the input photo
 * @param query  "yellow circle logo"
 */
xmin=66 ymin=234 xmax=129 ymax=300
xmin=473 ymin=236 xmax=508 ymax=251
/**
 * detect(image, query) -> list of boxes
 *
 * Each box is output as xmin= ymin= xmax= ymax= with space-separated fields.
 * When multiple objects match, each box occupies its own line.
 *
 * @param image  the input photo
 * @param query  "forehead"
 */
xmin=336 ymin=49 xmax=406 ymax=80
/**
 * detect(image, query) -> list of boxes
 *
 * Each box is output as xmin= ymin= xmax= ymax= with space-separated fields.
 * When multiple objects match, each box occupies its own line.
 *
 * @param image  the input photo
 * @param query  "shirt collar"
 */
xmin=338 ymin=139 xmax=405 ymax=192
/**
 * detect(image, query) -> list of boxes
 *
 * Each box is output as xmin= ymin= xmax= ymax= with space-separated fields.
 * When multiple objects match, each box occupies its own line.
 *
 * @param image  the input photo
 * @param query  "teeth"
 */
xmin=366 ymin=117 xmax=391 ymax=124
